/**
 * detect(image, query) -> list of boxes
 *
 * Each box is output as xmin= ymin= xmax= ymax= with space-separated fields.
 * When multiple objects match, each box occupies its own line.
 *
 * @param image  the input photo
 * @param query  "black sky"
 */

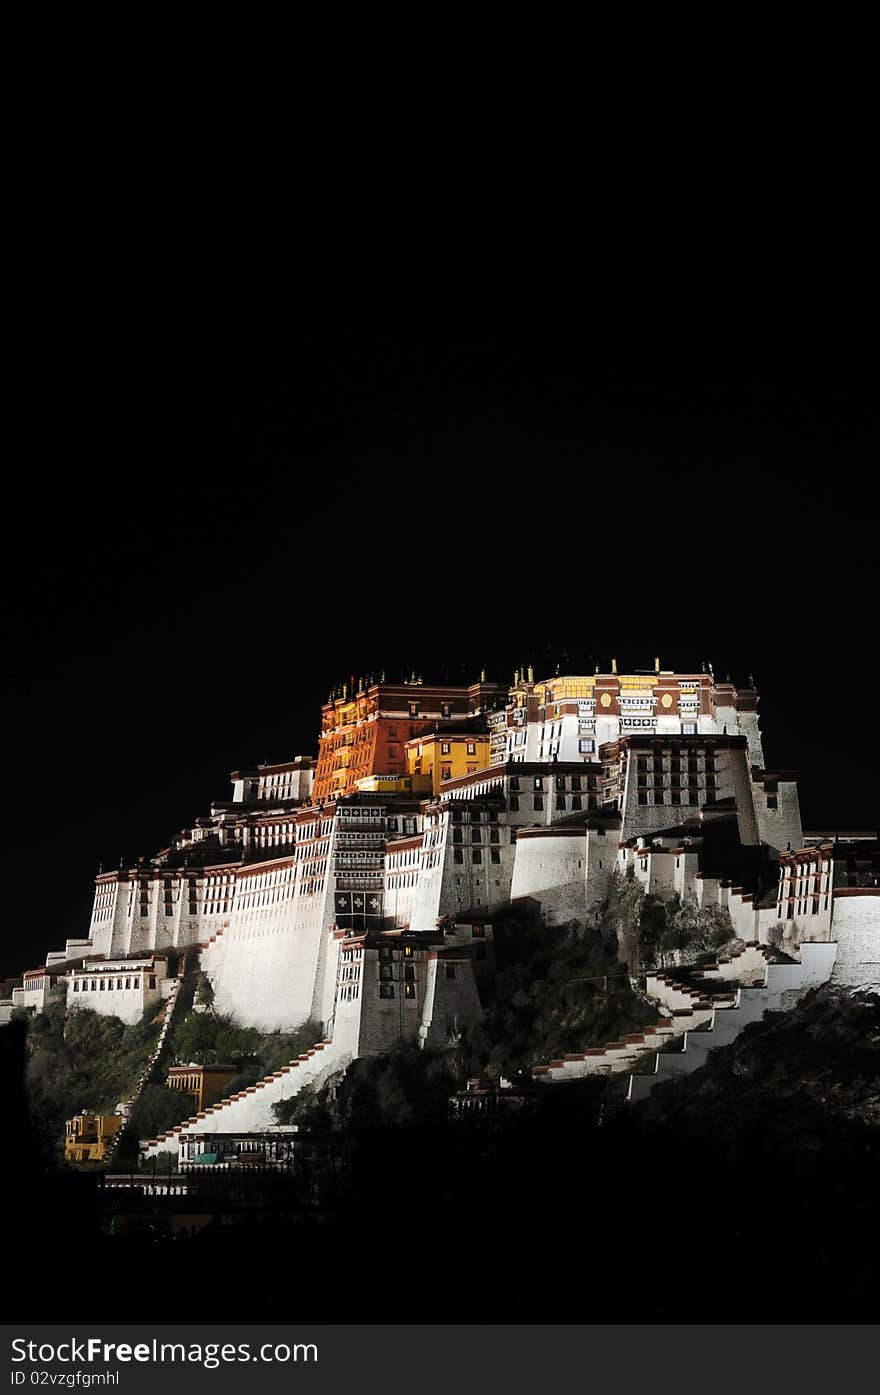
xmin=3 ymin=328 xmax=877 ymax=978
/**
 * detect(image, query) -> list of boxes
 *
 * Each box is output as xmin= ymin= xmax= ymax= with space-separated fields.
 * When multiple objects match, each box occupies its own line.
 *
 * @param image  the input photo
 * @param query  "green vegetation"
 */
xmin=21 ymin=1002 xmax=162 ymax=1163
xmin=274 ymin=1044 xmax=463 ymax=1130
xmin=128 ymin=1085 xmax=194 ymax=1139
xmin=168 ymin=1008 xmax=323 ymax=1096
xmin=460 ymin=897 xmax=653 ymax=1077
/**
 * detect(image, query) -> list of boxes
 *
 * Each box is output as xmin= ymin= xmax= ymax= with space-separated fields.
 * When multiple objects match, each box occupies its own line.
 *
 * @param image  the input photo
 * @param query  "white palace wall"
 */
xmin=829 ymin=891 xmax=880 ymax=995
xmin=208 ymin=857 xmax=332 ymax=1032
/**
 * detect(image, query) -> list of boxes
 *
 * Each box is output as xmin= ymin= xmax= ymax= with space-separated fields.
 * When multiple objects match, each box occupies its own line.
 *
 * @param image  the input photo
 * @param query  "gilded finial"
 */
xmin=527 ymin=664 xmax=534 ymax=683
xmin=655 ymin=656 xmax=660 ymax=672
xmin=611 ymin=657 xmax=617 ymax=674
xmin=480 ymin=668 xmax=486 ymax=683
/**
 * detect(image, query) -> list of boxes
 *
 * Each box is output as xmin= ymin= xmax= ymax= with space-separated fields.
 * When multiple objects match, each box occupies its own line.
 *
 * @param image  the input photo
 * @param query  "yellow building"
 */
xmin=64 ymin=1110 xmax=123 ymax=1167
xmin=166 ymin=1063 xmax=238 ymax=1114
xmin=405 ymin=731 xmax=491 ymax=794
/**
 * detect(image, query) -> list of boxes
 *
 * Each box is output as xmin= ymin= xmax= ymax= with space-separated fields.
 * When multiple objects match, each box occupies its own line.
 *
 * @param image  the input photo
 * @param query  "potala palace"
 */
xmin=7 ymin=664 xmax=879 ymax=1159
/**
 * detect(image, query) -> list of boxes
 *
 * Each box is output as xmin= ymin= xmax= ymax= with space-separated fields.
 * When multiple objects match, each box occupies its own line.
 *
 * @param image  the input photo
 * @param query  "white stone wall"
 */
xmin=752 ymin=778 xmax=803 ymax=853
xmin=408 ymin=813 xmax=448 ymax=932
xmin=673 ymin=850 xmax=701 ymax=901
xmin=311 ymin=927 xmax=343 ymax=1031
xmin=509 ymin=828 xmax=613 ymax=926
xmin=736 ymin=710 xmax=765 ymax=766
xmin=510 ymin=831 xmax=586 ymax=922
xmin=727 ymin=890 xmax=759 ymax=941
xmin=208 ymin=855 xmax=332 ymax=1032
xmin=384 ymin=836 xmax=424 ymax=927
xmin=419 ymin=955 xmax=482 ymax=1047
xmin=830 ymin=892 xmax=880 ymax=995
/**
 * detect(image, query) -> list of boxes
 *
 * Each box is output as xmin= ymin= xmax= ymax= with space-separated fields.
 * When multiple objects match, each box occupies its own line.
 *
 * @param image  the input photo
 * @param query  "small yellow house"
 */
xmin=405 ymin=731 xmax=490 ymax=794
xmin=64 ymin=1111 xmax=123 ymax=1166
xmin=166 ymin=1063 xmax=238 ymax=1114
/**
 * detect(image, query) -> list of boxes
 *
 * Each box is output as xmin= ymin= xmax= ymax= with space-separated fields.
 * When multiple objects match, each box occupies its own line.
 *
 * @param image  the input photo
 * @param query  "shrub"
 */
xmin=129 ymin=1085 xmax=194 ymax=1139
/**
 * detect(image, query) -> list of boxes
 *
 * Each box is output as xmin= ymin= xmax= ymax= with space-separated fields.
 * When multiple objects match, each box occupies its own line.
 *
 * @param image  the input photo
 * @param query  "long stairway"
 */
xmin=530 ymin=940 xmax=837 ymax=1093
xmin=140 ymin=1037 xmax=350 ymax=1160
xmin=103 ymin=969 xmax=185 ymax=1167
xmin=628 ymin=940 xmax=837 ymax=1100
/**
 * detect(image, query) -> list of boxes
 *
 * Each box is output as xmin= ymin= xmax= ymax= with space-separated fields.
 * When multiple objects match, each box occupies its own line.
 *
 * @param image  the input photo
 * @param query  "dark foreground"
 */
xmin=4 ymin=987 xmax=879 ymax=1323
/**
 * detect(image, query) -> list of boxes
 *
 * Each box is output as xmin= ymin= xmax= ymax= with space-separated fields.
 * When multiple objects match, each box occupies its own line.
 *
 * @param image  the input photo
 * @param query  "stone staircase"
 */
xmin=140 ymin=1036 xmax=350 ymax=1160
xmin=626 ymin=940 xmax=838 ymax=1102
xmin=530 ymin=939 xmax=837 ymax=1090
xmin=103 ymin=969 xmax=185 ymax=1167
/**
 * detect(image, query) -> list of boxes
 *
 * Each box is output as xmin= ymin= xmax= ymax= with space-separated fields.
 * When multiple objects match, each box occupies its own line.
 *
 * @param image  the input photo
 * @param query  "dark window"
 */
xmin=404 ymin=965 xmax=415 ymax=982
xmin=379 ymin=965 xmax=394 ymax=981
xmin=571 ymin=795 xmax=582 ymax=810
xmin=509 ymin=796 xmax=519 ymax=811
xmin=453 ymin=848 xmax=464 ymax=863
xmin=380 ymin=984 xmax=395 ymax=998
xmin=451 ymin=809 xmax=462 ymax=824
xmin=471 ymin=828 xmax=482 ymax=843
xmin=489 ymin=828 xmax=500 ymax=843
xmin=452 ymin=829 xmax=463 ymax=844
xmin=509 ymin=777 xmax=520 ymax=792
xmin=472 ymin=849 xmax=482 ymax=864
xmin=445 ymin=964 xmax=456 ymax=980
xmin=534 ymin=795 xmax=544 ymax=811
xmin=638 ymin=792 xmax=648 ymax=805
xmin=767 ymin=795 xmax=778 ymax=810
xmin=490 ymin=849 xmax=501 ymax=863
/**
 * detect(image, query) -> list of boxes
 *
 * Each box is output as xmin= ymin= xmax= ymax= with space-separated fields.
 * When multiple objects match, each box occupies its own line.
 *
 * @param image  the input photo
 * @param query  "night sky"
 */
xmin=3 ymin=330 xmax=876 ymax=979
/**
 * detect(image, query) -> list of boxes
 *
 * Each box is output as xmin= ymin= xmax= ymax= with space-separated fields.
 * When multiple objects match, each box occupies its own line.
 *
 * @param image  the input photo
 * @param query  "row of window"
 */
xmin=72 ymin=975 xmax=157 ymax=992
xmin=453 ymin=849 xmax=502 ymax=864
